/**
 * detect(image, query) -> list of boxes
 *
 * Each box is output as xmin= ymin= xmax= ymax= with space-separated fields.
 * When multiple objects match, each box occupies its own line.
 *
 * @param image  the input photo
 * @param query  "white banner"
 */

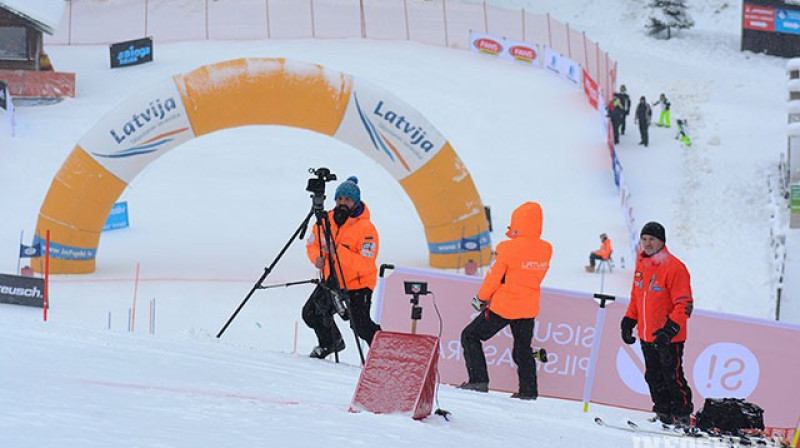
xmin=469 ymin=31 xmax=540 ymax=67
xmin=544 ymin=46 xmax=560 ymax=75
xmin=469 ymin=30 xmax=504 ymax=57
xmin=559 ymin=54 xmax=582 ymax=87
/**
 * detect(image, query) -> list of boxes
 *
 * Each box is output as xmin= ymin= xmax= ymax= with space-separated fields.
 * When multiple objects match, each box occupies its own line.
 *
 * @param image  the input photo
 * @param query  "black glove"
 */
xmin=620 ymin=316 xmax=637 ymax=345
xmin=652 ymin=319 xmax=680 ymax=349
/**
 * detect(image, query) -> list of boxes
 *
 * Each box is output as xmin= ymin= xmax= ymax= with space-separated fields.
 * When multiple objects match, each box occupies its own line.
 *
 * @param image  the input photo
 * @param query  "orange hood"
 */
xmin=505 ymin=202 xmax=543 ymax=240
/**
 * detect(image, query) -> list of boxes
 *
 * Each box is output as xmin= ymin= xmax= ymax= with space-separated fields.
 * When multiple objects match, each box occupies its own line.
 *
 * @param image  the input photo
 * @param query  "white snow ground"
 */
xmin=0 ymin=1 xmax=797 ymax=447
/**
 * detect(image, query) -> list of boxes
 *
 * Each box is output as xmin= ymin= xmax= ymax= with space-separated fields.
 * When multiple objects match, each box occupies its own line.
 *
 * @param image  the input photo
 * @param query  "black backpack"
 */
xmin=694 ymin=398 xmax=765 ymax=434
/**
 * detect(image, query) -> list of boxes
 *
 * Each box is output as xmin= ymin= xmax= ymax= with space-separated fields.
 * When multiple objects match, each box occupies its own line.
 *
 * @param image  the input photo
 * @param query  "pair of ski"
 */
xmin=594 ymin=417 xmax=781 ymax=447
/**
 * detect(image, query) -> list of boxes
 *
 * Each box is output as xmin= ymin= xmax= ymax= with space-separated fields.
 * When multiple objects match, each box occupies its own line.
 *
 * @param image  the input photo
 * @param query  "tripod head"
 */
xmin=306 ymin=167 xmax=337 ymax=212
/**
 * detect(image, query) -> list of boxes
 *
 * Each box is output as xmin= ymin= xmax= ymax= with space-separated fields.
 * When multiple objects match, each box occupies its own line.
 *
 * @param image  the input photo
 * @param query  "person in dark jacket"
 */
xmin=618 ymin=85 xmax=631 ymax=135
xmin=607 ymin=95 xmax=624 ymax=145
xmin=621 ymin=222 xmax=694 ymax=426
xmin=634 ymin=96 xmax=652 ymax=147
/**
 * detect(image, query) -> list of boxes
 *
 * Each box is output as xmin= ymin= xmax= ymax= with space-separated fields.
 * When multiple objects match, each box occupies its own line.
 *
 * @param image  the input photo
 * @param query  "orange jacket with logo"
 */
xmin=624 ymin=245 xmax=693 ymax=343
xmin=593 ymin=238 xmax=612 ymax=259
xmin=306 ymin=202 xmax=379 ymax=291
xmin=477 ymin=202 xmax=552 ymax=319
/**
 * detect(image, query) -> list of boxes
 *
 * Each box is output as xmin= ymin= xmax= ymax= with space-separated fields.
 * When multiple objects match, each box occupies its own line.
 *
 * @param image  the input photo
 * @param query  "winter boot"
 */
xmin=457 ymin=381 xmax=488 ymax=393
xmin=510 ymin=392 xmax=537 ymax=401
xmin=584 ymin=265 xmax=595 ymax=273
xmin=309 ymin=338 xmax=345 ymax=359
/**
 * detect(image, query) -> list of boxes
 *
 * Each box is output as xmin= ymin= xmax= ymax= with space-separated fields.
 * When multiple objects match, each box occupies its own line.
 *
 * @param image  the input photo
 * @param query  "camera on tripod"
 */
xmin=306 ymin=167 xmax=337 ymax=195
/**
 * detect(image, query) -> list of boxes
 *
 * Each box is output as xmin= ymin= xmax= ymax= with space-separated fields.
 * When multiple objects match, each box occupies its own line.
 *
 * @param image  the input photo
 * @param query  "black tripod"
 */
xmin=216 ymin=168 xmax=365 ymax=365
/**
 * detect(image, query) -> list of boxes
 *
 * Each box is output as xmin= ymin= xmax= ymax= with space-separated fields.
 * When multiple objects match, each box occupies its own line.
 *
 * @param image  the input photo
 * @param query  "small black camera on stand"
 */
xmin=404 ymin=281 xmax=429 ymax=334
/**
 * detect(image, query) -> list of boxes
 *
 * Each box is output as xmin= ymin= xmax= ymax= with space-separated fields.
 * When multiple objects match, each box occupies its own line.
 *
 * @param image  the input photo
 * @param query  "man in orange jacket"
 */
xmin=621 ymin=221 xmax=694 ymax=425
xmin=302 ymin=176 xmax=381 ymax=359
xmin=458 ymin=202 xmax=552 ymax=400
xmin=585 ymin=232 xmax=612 ymax=272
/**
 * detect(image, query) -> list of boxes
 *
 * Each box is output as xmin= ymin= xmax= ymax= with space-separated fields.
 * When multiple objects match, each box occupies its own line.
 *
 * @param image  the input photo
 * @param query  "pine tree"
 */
xmin=646 ymin=0 xmax=695 ymax=40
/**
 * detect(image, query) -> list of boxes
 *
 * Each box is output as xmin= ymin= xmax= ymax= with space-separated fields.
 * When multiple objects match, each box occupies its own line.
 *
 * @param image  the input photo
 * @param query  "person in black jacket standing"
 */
xmin=618 ymin=85 xmax=631 ymax=135
xmin=634 ymin=96 xmax=652 ymax=147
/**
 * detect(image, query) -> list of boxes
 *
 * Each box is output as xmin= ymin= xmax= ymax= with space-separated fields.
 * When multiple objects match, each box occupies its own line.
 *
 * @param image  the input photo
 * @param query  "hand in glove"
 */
xmin=620 ymin=316 xmax=637 ymax=345
xmin=652 ymin=319 xmax=680 ymax=349
xmin=471 ymin=296 xmax=488 ymax=311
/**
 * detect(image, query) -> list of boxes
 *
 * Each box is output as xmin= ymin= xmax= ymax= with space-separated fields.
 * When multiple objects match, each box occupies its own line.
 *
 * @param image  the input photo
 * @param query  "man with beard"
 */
xmin=303 ymin=176 xmax=381 ymax=359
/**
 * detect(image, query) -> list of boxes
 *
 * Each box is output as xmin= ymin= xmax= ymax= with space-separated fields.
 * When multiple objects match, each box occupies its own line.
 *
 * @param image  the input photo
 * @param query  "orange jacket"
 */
xmin=624 ymin=245 xmax=693 ymax=343
xmin=478 ymin=202 xmax=552 ymax=319
xmin=305 ymin=202 xmax=379 ymax=291
xmin=593 ymin=238 xmax=612 ymax=259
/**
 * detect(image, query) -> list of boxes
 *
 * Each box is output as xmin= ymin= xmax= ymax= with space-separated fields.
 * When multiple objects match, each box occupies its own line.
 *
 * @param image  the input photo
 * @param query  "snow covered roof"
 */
xmin=0 ymin=0 xmax=65 ymax=35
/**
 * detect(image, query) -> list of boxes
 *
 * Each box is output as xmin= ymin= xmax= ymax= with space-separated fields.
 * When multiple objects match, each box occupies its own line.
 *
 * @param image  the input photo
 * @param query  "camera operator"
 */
xmin=302 ymin=176 xmax=382 ymax=359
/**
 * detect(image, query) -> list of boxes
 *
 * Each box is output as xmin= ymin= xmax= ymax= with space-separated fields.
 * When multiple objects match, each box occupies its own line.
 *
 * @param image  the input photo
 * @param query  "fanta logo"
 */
xmin=475 ymin=38 xmax=501 ymax=54
xmin=509 ymin=46 xmax=535 ymax=61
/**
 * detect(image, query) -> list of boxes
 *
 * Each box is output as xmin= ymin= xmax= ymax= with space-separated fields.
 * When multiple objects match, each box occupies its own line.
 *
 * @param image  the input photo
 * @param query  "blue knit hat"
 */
xmin=335 ymin=176 xmax=361 ymax=206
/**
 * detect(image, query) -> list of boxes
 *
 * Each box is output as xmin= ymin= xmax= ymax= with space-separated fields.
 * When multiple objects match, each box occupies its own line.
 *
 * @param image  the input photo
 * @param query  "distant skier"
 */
xmin=653 ymin=93 xmax=671 ymax=128
xmin=635 ymin=96 xmax=652 ymax=147
xmin=675 ymin=119 xmax=691 ymax=147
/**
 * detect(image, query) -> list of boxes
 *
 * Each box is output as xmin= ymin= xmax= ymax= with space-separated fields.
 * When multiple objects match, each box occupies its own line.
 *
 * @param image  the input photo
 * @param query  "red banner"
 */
xmin=744 ymin=4 xmax=776 ymax=32
xmin=583 ymin=69 xmax=598 ymax=110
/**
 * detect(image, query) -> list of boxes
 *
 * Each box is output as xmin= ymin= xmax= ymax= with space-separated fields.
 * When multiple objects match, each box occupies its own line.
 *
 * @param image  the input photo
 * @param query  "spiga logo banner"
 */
xmin=78 ymin=80 xmax=195 ymax=184
xmin=334 ymin=78 xmax=446 ymax=180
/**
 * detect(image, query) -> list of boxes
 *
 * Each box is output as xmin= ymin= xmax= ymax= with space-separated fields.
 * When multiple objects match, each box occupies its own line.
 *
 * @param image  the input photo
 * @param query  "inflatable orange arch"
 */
xmin=33 ymin=58 xmax=491 ymax=274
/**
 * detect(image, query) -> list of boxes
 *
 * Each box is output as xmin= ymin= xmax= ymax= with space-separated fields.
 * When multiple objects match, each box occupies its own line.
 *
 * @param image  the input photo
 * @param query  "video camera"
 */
xmin=306 ymin=167 xmax=337 ymax=196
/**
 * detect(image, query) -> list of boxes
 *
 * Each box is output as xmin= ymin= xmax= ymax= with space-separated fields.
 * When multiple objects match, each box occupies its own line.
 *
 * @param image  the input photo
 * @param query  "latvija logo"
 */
xmin=109 ymin=97 xmax=178 ymax=144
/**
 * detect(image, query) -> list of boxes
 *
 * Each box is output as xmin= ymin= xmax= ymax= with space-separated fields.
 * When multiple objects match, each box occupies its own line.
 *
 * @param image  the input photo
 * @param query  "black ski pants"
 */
xmin=641 ymin=341 xmax=693 ymax=417
xmin=461 ymin=309 xmax=538 ymax=396
xmin=638 ymin=121 xmax=649 ymax=147
xmin=302 ymin=284 xmax=381 ymax=348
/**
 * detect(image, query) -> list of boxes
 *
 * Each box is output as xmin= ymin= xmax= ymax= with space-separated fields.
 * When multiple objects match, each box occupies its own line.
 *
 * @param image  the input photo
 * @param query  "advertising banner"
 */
xmin=744 ymin=4 xmax=776 ymax=32
xmin=776 ymin=8 xmax=800 ymax=35
xmin=544 ymin=47 xmax=560 ymax=75
xmin=0 ymin=273 xmax=45 ymax=308
xmin=374 ymin=265 xmax=800 ymax=434
xmin=375 ymin=266 xmax=598 ymax=399
xmin=559 ymin=55 xmax=581 ymax=87
xmin=110 ymin=37 xmax=154 ymax=69
xmin=469 ymin=31 xmax=540 ymax=67
xmin=582 ymin=69 xmax=599 ymax=109
xmin=469 ymin=30 xmax=504 ymax=57
xmin=103 ymin=201 xmax=130 ymax=231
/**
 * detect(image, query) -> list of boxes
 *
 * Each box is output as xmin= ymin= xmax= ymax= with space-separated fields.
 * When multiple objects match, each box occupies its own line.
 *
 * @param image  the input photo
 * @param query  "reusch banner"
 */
xmin=0 ymin=273 xmax=45 ymax=308
xmin=374 ymin=265 xmax=800 ymax=436
xmin=103 ymin=201 xmax=130 ymax=231
xmin=110 ymin=37 xmax=154 ymax=69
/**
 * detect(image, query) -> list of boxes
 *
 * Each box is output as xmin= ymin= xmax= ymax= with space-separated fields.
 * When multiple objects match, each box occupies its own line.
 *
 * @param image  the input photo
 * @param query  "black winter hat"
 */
xmin=640 ymin=221 xmax=666 ymax=242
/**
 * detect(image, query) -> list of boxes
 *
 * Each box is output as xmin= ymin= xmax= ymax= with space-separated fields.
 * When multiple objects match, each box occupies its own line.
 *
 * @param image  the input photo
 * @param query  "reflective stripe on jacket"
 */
xmin=478 ymin=202 xmax=552 ymax=319
xmin=624 ymin=245 xmax=693 ymax=343
xmin=305 ymin=202 xmax=379 ymax=291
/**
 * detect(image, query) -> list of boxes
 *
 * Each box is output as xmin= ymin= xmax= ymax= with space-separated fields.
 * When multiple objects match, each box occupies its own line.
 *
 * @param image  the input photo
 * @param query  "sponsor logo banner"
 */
xmin=469 ymin=31 xmax=504 ymax=56
xmin=0 ymin=273 xmax=45 ymax=308
xmin=375 ymin=265 xmax=800 ymax=431
xmin=78 ymin=80 xmax=195 ymax=184
xmin=559 ymin=55 xmax=581 ymax=87
xmin=583 ymin=69 xmax=599 ymax=110
xmin=103 ymin=201 xmax=130 ymax=231
xmin=776 ymin=8 xmax=800 ymax=35
xmin=33 ymin=236 xmax=97 ymax=261
xmin=334 ymin=78 xmax=446 ymax=180
xmin=470 ymin=31 xmax=540 ymax=67
xmin=544 ymin=47 xmax=561 ymax=74
xmin=110 ymin=37 xmax=154 ymax=69
xmin=19 ymin=243 xmax=42 ymax=258
xmin=744 ymin=4 xmax=776 ymax=32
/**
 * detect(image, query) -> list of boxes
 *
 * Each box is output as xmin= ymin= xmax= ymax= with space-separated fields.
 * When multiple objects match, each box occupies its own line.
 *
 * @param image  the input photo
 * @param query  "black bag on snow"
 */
xmin=694 ymin=398 xmax=765 ymax=433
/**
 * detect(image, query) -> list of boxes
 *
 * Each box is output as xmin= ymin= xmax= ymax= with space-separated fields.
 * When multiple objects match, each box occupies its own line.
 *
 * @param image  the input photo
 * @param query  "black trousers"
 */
xmin=641 ymin=341 xmax=693 ymax=417
xmin=302 ymin=284 xmax=381 ymax=348
xmin=588 ymin=252 xmax=605 ymax=267
xmin=461 ymin=309 xmax=538 ymax=395
xmin=639 ymin=121 xmax=649 ymax=146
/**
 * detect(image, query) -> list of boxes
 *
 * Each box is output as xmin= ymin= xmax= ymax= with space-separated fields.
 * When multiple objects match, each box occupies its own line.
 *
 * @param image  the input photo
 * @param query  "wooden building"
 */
xmin=0 ymin=5 xmax=49 ymax=70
